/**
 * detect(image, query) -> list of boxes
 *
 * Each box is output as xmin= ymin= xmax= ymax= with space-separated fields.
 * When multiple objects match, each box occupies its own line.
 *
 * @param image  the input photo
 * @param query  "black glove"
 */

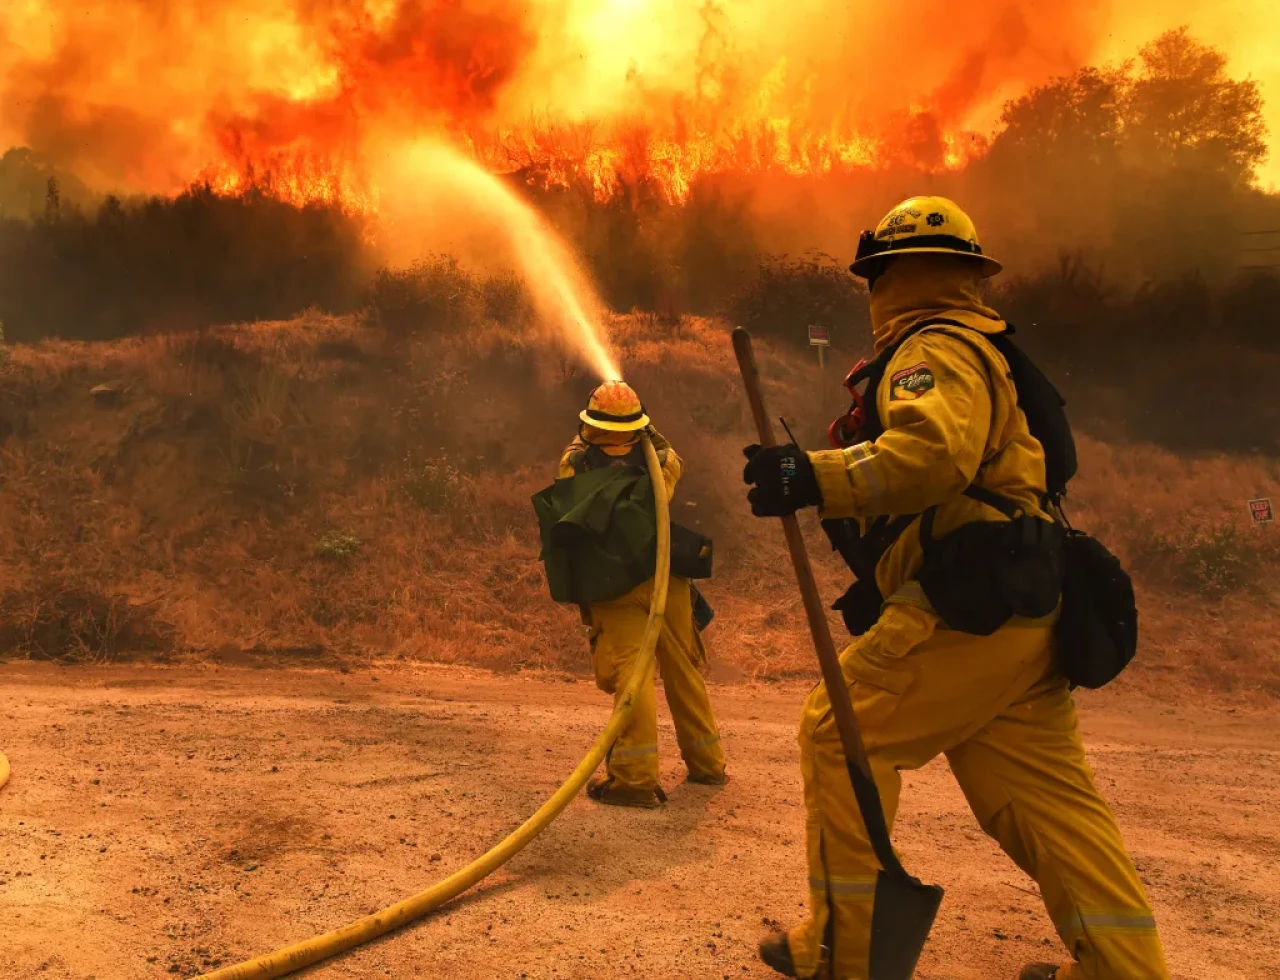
xmin=741 ymin=444 xmax=822 ymax=517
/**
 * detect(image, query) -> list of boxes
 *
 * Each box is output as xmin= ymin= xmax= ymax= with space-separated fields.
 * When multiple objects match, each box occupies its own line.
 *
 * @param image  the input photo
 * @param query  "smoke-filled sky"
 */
xmin=2 ymin=0 xmax=1278 ymax=198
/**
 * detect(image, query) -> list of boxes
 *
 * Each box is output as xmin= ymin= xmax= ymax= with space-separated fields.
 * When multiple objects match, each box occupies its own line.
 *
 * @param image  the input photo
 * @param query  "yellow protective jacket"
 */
xmin=809 ymin=257 xmax=1053 ymax=610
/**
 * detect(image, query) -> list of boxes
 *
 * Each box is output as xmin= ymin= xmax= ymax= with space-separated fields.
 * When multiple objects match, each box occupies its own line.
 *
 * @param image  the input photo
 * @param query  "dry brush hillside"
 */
xmin=1 ymin=312 xmax=1277 ymax=695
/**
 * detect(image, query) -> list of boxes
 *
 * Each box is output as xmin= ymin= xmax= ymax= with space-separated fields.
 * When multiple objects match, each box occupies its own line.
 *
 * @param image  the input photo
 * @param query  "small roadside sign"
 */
xmin=1248 ymin=497 xmax=1273 ymax=524
xmin=808 ymin=324 xmax=831 ymax=371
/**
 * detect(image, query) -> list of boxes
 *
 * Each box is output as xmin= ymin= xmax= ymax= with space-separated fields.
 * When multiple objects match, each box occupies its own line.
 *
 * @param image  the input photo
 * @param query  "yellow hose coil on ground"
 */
xmin=196 ymin=433 xmax=672 ymax=980
xmin=0 ymin=751 xmax=9 ymax=792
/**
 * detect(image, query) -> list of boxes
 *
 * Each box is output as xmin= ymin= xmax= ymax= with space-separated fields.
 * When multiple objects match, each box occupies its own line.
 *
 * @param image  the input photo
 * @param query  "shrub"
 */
xmin=723 ymin=251 xmax=870 ymax=350
xmin=1129 ymin=518 xmax=1269 ymax=598
xmin=998 ymin=260 xmax=1280 ymax=454
xmin=363 ymin=256 xmax=482 ymax=338
xmin=0 ymin=184 xmax=370 ymax=342
xmin=315 ymin=533 xmax=361 ymax=564
xmin=0 ymin=586 xmax=173 ymax=662
xmin=363 ymin=258 xmax=536 ymax=341
xmin=403 ymin=455 xmax=468 ymax=512
xmin=217 ymin=365 xmax=308 ymax=500
xmin=1221 ymin=270 xmax=1280 ymax=351
xmin=480 ymin=272 xmax=531 ymax=323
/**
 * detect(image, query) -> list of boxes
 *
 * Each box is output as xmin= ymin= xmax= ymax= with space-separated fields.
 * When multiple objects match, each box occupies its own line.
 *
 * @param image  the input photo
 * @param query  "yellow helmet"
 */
xmin=580 ymin=380 xmax=650 ymax=432
xmin=849 ymin=195 xmax=1002 ymax=279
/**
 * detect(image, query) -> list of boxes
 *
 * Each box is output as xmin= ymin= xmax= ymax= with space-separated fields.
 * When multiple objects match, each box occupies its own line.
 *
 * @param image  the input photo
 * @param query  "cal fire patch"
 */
xmin=889 ymin=362 xmax=936 ymax=401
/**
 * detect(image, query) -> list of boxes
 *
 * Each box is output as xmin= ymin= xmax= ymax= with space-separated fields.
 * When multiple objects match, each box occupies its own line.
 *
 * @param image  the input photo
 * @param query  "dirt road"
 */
xmin=1 ymin=662 xmax=1275 ymax=980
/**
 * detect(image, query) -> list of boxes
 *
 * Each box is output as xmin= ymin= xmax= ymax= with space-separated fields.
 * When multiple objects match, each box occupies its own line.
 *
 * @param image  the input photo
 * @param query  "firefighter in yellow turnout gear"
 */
xmin=745 ymin=198 xmax=1168 ymax=980
xmin=560 ymin=381 xmax=727 ymax=808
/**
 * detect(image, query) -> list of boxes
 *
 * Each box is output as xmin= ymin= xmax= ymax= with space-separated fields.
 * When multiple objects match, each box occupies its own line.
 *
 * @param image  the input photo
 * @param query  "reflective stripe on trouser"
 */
xmin=786 ymin=604 xmax=1169 ymax=980
xmin=590 ymin=576 xmax=725 ymax=790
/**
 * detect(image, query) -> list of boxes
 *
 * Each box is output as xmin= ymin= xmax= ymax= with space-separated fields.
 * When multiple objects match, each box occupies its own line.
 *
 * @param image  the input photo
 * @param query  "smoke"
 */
xmin=0 ymin=0 xmax=1158 ymax=198
xmin=0 ymin=0 xmax=536 ymax=192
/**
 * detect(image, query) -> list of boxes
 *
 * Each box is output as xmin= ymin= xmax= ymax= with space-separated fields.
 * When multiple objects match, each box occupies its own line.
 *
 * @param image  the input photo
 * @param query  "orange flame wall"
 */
xmin=1 ymin=1 xmax=1276 ymax=206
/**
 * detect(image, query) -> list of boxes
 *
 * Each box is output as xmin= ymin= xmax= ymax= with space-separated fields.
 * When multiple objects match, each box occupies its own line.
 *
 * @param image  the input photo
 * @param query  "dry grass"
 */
xmin=1056 ymin=435 xmax=1280 ymax=693
xmin=1 ymin=313 xmax=1276 ymax=694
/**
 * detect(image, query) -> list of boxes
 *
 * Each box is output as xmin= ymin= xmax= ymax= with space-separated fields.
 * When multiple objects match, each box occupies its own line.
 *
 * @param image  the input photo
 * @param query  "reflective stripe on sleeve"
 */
xmin=840 ymin=442 xmax=886 ymax=509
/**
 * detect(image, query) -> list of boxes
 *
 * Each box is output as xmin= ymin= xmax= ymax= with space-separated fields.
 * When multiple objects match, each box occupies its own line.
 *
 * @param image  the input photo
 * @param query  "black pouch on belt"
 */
xmin=690 ymin=584 xmax=715 ymax=631
xmin=916 ymin=494 xmax=1064 ymax=636
xmin=832 ymin=578 xmax=884 ymax=637
xmin=822 ymin=515 xmax=913 ymax=637
xmin=670 ymin=523 xmax=713 ymax=580
xmin=1055 ymin=529 xmax=1137 ymax=688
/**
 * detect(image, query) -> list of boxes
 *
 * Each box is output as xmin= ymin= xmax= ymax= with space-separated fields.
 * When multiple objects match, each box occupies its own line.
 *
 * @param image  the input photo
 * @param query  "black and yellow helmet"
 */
xmin=849 ymin=195 xmax=1002 ymax=279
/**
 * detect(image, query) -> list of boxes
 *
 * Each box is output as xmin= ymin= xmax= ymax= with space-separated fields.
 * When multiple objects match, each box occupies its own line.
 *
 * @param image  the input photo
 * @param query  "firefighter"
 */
xmin=562 ymin=381 xmax=727 ymax=808
xmin=742 ymin=198 xmax=1169 ymax=980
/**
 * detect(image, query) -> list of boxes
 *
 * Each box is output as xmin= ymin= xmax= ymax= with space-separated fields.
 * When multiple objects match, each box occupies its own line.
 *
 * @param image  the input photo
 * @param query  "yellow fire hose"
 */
xmin=0 ymin=751 xmax=9 ymax=792
xmin=196 ymin=433 xmax=671 ymax=980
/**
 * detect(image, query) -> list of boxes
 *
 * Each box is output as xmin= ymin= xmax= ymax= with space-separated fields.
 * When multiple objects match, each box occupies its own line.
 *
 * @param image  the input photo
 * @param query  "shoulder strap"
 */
xmin=853 ymin=319 xmax=986 ymax=407
xmin=963 ymin=484 xmax=1021 ymax=519
xmin=846 ymin=324 xmax=935 ymax=444
xmin=920 ymin=318 xmax=1075 ymax=504
xmin=846 ymin=318 xmax=1029 ymax=567
xmin=913 ymin=486 xmax=1025 ymax=558
xmin=850 ymin=323 xmax=937 ymax=387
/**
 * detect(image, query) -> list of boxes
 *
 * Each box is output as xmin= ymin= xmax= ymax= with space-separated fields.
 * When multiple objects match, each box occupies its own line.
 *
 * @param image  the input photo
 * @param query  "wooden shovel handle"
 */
xmin=732 ymin=327 xmax=874 ymax=779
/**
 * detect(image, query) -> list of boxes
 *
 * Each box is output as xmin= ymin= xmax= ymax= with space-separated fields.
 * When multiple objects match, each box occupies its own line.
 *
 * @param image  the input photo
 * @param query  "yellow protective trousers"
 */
xmin=788 ymin=604 xmax=1169 ymax=980
xmin=589 ymin=576 xmax=725 ymax=791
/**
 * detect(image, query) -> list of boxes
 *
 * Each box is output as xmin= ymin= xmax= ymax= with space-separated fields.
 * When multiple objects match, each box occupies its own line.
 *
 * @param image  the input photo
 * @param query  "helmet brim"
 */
xmin=849 ymin=247 xmax=1002 ymax=280
xmin=579 ymin=410 xmax=651 ymax=432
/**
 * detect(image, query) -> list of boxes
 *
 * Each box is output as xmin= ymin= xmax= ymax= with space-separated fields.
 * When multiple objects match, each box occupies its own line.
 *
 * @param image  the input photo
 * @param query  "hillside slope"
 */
xmin=1 ymin=314 xmax=1277 ymax=694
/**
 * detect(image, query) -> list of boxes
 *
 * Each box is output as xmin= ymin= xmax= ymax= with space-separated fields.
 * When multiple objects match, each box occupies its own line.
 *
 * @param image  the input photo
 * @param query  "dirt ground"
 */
xmin=0 ymin=662 xmax=1275 ymax=980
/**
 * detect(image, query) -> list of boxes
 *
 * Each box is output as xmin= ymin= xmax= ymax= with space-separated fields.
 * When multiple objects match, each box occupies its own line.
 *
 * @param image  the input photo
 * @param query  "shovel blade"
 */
xmin=868 ymin=871 xmax=944 ymax=980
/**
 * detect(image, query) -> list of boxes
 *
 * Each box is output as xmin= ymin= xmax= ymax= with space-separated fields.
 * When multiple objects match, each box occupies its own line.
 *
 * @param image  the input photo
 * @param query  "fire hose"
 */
xmin=0 ymin=751 xmax=9 ymax=793
xmin=195 ymin=432 xmax=671 ymax=980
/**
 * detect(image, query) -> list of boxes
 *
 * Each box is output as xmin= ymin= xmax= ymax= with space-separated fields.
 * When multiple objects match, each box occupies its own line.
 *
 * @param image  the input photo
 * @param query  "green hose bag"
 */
xmin=533 ymin=466 xmax=712 ymax=605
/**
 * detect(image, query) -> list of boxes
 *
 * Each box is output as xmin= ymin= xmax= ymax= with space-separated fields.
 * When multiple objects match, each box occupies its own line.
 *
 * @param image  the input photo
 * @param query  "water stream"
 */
xmin=383 ymin=139 xmax=622 ymax=381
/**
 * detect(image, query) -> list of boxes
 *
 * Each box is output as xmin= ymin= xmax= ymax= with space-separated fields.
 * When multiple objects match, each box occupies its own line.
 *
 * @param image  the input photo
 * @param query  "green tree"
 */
xmin=1123 ymin=27 xmax=1267 ymax=181
xmin=993 ymin=66 xmax=1128 ymax=166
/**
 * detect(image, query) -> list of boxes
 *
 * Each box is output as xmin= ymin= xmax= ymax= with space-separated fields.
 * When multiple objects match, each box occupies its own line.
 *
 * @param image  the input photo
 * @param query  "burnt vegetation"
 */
xmin=0 ymin=176 xmax=370 ymax=342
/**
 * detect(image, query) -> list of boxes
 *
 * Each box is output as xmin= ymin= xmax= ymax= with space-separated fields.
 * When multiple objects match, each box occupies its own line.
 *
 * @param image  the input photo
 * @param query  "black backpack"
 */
xmin=828 ymin=320 xmax=1137 ymax=689
xmin=982 ymin=328 xmax=1077 ymax=503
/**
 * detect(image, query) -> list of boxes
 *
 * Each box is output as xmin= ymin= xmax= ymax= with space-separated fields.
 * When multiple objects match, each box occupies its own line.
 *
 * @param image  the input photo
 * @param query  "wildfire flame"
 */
xmin=2 ymin=0 xmax=1278 ymax=212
